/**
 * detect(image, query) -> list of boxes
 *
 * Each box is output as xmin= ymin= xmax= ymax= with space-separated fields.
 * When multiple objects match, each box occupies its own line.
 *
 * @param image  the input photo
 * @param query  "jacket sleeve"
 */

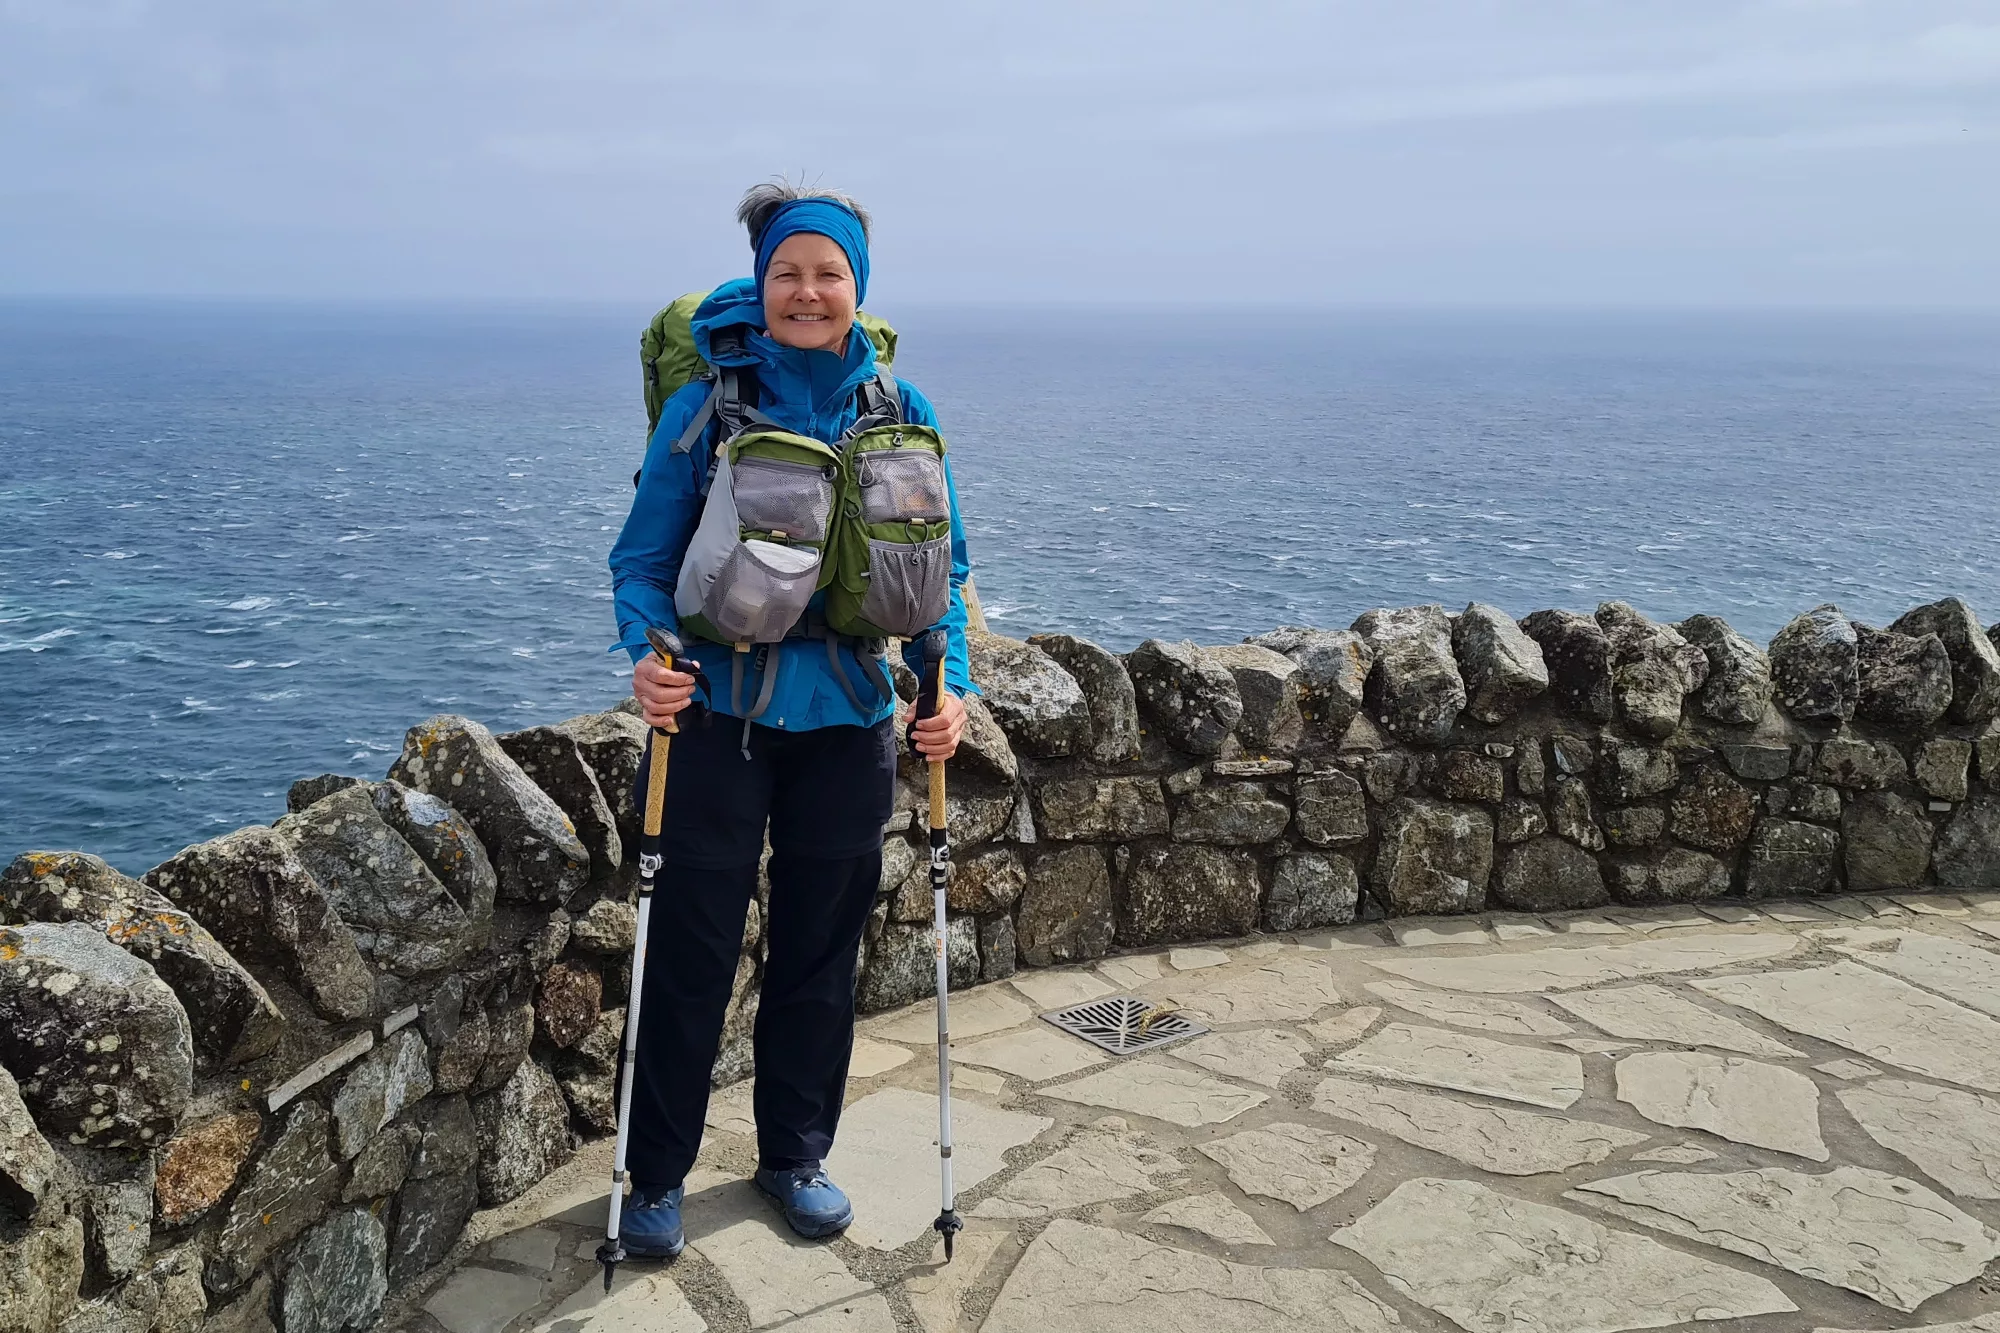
xmin=896 ymin=381 xmax=980 ymax=698
xmin=609 ymin=383 xmax=713 ymax=666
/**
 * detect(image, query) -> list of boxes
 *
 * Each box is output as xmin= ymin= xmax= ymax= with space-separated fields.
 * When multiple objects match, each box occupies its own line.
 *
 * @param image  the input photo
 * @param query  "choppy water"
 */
xmin=4 ymin=301 xmax=1997 ymax=874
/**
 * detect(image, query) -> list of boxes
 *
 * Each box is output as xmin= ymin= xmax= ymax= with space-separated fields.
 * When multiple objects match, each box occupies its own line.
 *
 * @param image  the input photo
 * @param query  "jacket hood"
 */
xmin=690 ymin=276 xmax=879 ymax=427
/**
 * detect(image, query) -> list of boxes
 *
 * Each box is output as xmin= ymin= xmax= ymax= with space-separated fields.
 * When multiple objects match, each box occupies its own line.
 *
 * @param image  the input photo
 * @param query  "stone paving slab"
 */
xmin=1097 ymin=954 xmax=1165 ymax=987
xmin=1605 ymin=906 xmax=1713 ymax=932
xmin=1194 ymin=1122 xmax=1374 ymax=1211
xmin=1824 ymin=1312 xmax=2000 ymax=1320
xmin=528 ymin=1267 xmax=708 ymax=1333
xmin=1546 ymin=982 xmax=1804 ymax=1058
xmin=953 ymin=1027 xmax=1106 ymax=1082
xmin=824 ymin=1088 xmax=1049 ymax=1250
xmin=486 ymin=1225 xmax=559 ymax=1271
xmin=1558 ymin=915 xmax=1632 ymax=934
xmin=1893 ymin=895 xmax=1970 ymax=917
xmin=1694 ymin=960 xmax=2000 ymax=1093
xmin=1389 ymin=918 xmax=1490 ymax=946
xmin=1302 ymin=1005 xmax=1382 ymax=1045
xmin=867 ymin=987 xmax=1031 ymax=1045
xmin=1139 ymin=1190 xmax=1274 ymax=1246
xmin=684 ymin=1178 xmax=879 ymax=1328
xmin=1041 ymin=1058 xmax=1268 ymax=1127
xmin=1699 ymin=903 xmax=1761 ymax=923
xmin=424 ymin=1266 xmax=549 ymax=1333
xmin=1614 ymin=1050 xmax=1828 ymax=1159
xmin=1367 ymin=931 xmax=1799 ymax=993
xmin=1572 ymin=1165 xmax=2000 ymax=1313
xmin=1313 ymin=1075 xmax=1649 ymax=1175
xmin=1331 ymin=1176 xmax=1797 ymax=1333
xmin=1006 ymin=969 xmax=1113 ymax=1011
xmin=971 ymin=1123 xmax=1183 ymax=1217
xmin=1814 ymin=926 xmax=2000 ymax=1018
xmin=1364 ymin=980 xmax=1574 ymax=1035
xmin=901 ymin=1228 xmax=1011 ymax=1333
xmin=953 ymin=1065 xmax=1005 ymax=1095
xmin=1835 ymin=1078 xmax=2000 ymax=1199
xmin=1169 ymin=1027 xmax=1314 ymax=1088
xmin=1169 ymin=946 xmax=1230 ymax=970
xmin=1491 ymin=915 xmax=1556 ymax=940
xmin=1157 ymin=956 xmax=1344 ymax=1024
xmin=848 ymin=1037 xmax=913 ymax=1078
xmin=1330 ymin=1022 xmax=1585 ymax=1109
xmin=982 ymin=1219 xmax=1407 ymax=1333
xmin=1774 ymin=901 xmax=1843 ymax=921
xmin=703 ymin=1080 xmax=756 ymax=1138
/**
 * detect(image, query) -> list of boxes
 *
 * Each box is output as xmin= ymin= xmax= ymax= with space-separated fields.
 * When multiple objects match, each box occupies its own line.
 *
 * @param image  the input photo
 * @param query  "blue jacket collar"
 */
xmin=692 ymin=277 xmax=878 ymax=428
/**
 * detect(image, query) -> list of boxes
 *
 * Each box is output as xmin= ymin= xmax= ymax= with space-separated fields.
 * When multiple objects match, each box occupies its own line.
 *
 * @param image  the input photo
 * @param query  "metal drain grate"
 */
xmin=1040 ymin=995 xmax=1208 ymax=1056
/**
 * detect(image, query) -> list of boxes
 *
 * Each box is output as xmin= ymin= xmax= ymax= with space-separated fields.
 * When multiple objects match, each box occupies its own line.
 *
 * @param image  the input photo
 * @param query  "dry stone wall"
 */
xmin=5 ymin=594 xmax=2000 ymax=1332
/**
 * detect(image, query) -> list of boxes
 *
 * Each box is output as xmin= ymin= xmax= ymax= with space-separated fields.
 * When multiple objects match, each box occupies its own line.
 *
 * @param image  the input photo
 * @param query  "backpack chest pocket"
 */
xmin=732 ymin=456 xmax=838 ymax=544
xmin=825 ymin=425 xmax=954 ymax=639
xmin=856 ymin=446 xmax=949 ymax=526
xmin=676 ymin=430 xmax=841 ymax=647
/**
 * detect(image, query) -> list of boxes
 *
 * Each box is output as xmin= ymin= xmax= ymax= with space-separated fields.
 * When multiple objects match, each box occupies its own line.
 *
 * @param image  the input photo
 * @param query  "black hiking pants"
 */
xmin=625 ymin=710 xmax=895 ymax=1191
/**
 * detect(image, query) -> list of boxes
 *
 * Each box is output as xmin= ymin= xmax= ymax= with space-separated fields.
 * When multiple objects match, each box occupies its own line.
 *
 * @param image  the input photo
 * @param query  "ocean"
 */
xmin=3 ymin=301 xmax=1997 ymax=875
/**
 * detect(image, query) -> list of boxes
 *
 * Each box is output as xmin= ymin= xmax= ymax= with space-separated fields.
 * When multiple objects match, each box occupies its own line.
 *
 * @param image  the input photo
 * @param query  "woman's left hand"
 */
xmin=908 ymin=690 xmax=966 ymax=762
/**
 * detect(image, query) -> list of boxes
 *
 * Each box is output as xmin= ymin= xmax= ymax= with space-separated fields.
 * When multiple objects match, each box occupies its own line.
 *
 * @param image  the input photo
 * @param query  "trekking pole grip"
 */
xmin=910 ymin=630 xmax=950 ymax=827
xmin=642 ymin=627 xmax=688 ymax=850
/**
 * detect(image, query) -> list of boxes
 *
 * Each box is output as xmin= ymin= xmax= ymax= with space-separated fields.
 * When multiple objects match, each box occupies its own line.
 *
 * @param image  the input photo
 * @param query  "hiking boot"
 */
xmin=753 ymin=1164 xmax=854 ymax=1238
xmin=620 ymin=1184 xmax=685 ymax=1258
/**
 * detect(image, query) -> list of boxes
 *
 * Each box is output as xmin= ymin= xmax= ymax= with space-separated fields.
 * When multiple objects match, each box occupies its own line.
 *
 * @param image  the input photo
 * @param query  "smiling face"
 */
xmin=761 ymin=232 xmax=858 ymax=352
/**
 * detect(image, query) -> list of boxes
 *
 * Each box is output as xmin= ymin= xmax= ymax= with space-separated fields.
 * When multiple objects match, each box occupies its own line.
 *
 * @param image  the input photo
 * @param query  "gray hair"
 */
xmin=736 ymin=178 xmax=873 ymax=250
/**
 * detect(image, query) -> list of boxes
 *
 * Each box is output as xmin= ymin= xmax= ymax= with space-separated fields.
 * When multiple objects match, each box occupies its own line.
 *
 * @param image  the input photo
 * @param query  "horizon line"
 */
xmin=5 ymin=293 xmax=2000 ymax=317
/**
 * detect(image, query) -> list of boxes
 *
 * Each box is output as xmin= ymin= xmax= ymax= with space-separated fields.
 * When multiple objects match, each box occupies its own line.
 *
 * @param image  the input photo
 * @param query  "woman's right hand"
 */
xmin=633 ymin=655 xmax=699 ymax=730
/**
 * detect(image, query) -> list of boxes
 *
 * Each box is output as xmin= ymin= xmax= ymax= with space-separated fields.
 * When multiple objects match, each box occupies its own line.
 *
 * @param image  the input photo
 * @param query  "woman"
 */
xmin=607 ymin=181 xmax=974 ymax=1254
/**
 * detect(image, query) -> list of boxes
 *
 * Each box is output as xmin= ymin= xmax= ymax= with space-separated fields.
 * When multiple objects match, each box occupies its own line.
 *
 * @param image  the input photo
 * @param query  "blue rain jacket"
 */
xmin=610 ymin=279 xmax=977 ymax=729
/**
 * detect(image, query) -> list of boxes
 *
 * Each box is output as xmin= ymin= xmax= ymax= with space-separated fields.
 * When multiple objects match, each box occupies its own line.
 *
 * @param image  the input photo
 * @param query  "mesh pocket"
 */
xmin=732 ymin=457 xmax=835 ymax=543
xmin=858 ymin=535 xmax=951 ymax=637
xmin=856 ymin=449 xmax=949 ymax=525
xmin=702 ymin=539 xmax=820 ymax=644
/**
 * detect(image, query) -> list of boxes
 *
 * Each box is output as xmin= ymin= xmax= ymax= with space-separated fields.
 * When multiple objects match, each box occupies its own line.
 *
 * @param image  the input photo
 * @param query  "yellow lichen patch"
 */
xmin=0 ymin=939 xmax=18 ymax=962
xmin=25 ymin=851 xmax=61 ymax=876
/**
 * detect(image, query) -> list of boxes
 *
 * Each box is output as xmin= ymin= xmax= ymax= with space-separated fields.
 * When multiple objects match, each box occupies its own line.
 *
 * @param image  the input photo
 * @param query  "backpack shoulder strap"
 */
xmin=869 ymin=368 xmax=903 ymax=422
xmin=671 ymin=366 xmax=786 ymax=497
xmin=845 ymin=368 xmax=903 ymax=438
xmin=670 ymin=380 xmax=722 ymax=456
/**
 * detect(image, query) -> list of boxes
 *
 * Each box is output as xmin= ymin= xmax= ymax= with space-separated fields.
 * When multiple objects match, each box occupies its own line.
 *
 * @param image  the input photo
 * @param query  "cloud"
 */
xmin=1 ymin=0 xmax=1996 ymax=303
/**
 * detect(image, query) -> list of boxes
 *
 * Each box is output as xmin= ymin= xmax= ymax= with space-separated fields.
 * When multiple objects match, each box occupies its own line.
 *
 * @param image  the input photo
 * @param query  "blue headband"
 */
xmin=754 ymin=198 xmax=870 ymax=307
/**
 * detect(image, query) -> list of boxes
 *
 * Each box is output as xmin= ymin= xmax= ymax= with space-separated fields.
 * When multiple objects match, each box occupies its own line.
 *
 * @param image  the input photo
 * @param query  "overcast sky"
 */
xmin=4 ymin=1 xmax=1998 ymax=305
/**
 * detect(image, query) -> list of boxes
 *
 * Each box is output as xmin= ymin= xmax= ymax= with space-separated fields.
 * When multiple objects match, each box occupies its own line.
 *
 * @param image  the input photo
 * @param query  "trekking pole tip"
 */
xmin=933 ymin=1209 xmax=963 ymax=1261
xmin=595 ymin=1241 xmax=623 ymax=1291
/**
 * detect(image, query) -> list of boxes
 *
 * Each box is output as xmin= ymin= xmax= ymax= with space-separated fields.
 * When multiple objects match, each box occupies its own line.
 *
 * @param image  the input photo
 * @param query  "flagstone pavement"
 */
xmin=390 ymin=894 xmax=2000 ymax=1333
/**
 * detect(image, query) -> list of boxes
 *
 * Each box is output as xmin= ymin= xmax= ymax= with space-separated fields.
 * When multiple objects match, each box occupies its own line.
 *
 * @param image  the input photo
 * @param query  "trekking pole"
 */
xmin=911 ymin=629 xmax=964 ymax=1260
xmin=598 ymin=627 xmax=708 ymax=1291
